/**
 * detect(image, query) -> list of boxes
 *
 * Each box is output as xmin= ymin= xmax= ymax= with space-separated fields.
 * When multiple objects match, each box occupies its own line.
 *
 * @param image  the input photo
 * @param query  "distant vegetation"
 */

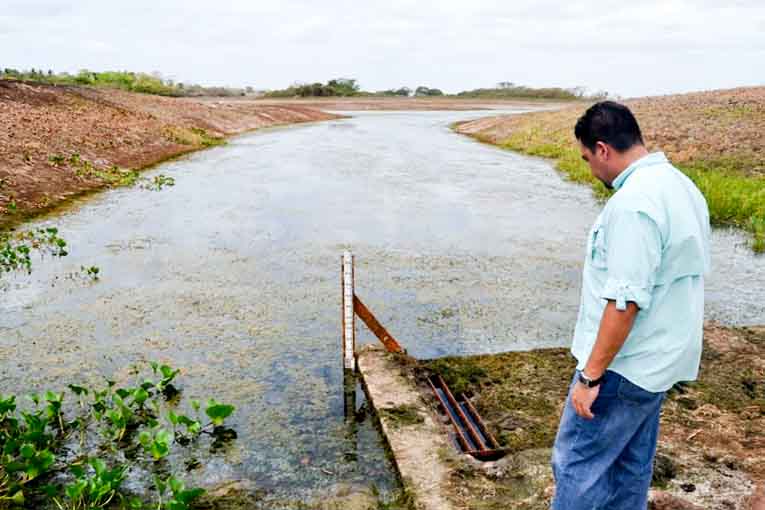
xmin=1 ymin=70 xmax=606 ymax=101
xmin=262 ymin=78 xmax=362 ymax=98
xmin=456 ymin=82 xmax=608 ymax=100
xmin=0 ymin=68 xmax=254 ymax=97
xmin=414 ymin=86 xmax=444 ymax=97
xmin=374 ymin=87 xmax=412 ymax=97
xmin=263 ymin=78 xmax=601 ymax=100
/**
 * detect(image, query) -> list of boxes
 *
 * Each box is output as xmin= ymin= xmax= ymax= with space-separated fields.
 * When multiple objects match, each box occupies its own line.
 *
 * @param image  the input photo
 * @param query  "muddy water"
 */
xmin=2 ymin=110 xmax=764 ymax=504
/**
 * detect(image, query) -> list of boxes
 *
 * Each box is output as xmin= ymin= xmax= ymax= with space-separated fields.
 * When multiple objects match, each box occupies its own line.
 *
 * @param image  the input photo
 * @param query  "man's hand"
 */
xmin=571 ymin=381 xmax=600 ymax=420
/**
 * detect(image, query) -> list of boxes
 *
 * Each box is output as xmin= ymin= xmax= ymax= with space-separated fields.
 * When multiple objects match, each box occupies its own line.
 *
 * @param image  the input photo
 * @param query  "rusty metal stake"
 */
xmin=353 ymin=295 xmax=403 ymax=353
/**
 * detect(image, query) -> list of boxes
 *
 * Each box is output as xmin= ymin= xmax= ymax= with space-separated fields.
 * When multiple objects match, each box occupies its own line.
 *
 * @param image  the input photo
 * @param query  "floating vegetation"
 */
xmin=0 ymin=361 xmax=237 ymax=509
xmin=46 ymin=153 xmax=178 ymax=191
xmin=0 ymin=226 xmax=67 ymax=274
xmin=139 ymin=174 xmax=175 ymax=191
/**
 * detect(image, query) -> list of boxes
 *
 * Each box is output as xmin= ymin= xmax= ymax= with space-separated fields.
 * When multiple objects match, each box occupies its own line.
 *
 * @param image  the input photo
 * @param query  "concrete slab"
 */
xmin=356 ymin=345 xmax=454 ymax=510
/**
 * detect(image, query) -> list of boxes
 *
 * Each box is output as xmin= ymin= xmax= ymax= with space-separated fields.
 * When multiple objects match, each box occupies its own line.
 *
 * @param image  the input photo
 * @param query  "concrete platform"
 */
xmin=356 ymin=345 xmax=454 ymax=510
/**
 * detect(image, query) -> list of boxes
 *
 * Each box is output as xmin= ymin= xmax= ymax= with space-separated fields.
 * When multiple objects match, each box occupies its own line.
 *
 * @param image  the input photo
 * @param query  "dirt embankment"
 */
xmin=455 ymin=87 xmax=765 ymax=175
xmin=0 ymin=80 xmax=339 ymax=224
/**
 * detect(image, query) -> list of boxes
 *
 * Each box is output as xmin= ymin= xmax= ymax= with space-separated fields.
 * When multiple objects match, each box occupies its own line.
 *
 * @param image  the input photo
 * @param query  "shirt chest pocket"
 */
xmin=589 ymin=223 xmax=608 ymax=270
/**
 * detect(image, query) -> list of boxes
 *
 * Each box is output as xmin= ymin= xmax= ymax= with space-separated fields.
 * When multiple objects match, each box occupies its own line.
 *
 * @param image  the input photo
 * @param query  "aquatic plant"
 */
xmin=0 ymin=227 xmax=68 ymax=274
xmin=139 ymin=174 xmax=175 ymax=191
xmin=0 ymin=361 xmax=236 ymax=508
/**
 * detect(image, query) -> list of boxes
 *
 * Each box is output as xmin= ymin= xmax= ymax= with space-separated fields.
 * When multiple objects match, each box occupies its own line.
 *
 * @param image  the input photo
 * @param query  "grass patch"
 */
xmin=165 ymin=126 xmax=226 ymax=148
xmin=424 ymin=348 xmax=574 ymax=453
xmin=1 ymin=68 xmax=250 ymax=97
xmin=492 ymin=122 xmax=765 ymax=250
xmin=379 ymin=404 xmax=424 ymax=428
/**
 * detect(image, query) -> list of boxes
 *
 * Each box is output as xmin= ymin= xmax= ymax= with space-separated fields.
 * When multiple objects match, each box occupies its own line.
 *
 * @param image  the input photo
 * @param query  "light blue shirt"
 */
xmin=572 ymin=152 xmax=711 ymax=392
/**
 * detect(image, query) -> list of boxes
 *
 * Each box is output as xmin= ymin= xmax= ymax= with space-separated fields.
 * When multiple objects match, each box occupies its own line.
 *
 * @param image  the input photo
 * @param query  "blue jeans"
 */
xmin=551 ymin=370 xmax=665 ymax=510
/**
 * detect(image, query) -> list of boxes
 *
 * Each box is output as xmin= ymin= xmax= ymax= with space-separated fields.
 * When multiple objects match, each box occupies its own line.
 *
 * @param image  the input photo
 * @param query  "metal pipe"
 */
xmin=427 ymin=377 xmax=472 ymax=453
xmin=436 ymin=375 xmax=488 ymax=453
xmin=462 ymin=394 xmax=500 ymax=449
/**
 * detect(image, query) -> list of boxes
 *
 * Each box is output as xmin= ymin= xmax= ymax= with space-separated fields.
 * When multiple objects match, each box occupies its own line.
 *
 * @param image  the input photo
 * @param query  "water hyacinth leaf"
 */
xmin=4 ymin=438 xmax=20 ymax=455
xmin=177 ymin=415 xmax=201 ymax=435
xmin=9 ymin=490 xmax=24 ymax=505
xmin=205 ymin=400 xmax=235 ymax=426
xmin=160 ymin=365 xmax=179 ymax=382
xmin=154 ymin=475 xmax=168 ymax=496
xmin=69 ymin=463 xmax=86 ymax=478
xmin=4 ymin=460 xmax=25 ymax=473
xmin=41 ymin=484 xmax=58 ymax=498
xmin=20 ymin=443 xmax=35 ymax=459
xmin=177 ymin=487 xmax=205 ymax=504
xmin=132 ymin=387 xmax=149 ymax=406
xmin=90 ymin=457 xmax=106 ymax=476
xmin=25 ymin=449 xmax=54 ymax=479
xmin=168 ymin=476 xmax=184 ymax=494
xmin=66 ymin=479 xmax=87 ymax=499
xmin=44 ymin=391 xmax=63 ymax=404
xmin=0 ymin=394 xmax=16 ymax=414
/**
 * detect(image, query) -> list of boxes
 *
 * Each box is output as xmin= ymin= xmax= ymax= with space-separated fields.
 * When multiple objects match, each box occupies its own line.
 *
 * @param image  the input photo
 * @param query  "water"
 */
xmin=1 ymin=109 xmax=764 ymax=504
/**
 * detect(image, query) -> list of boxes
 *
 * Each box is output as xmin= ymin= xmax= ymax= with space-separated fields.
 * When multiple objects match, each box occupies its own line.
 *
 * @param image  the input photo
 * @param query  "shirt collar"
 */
xmin=611 ymin=152 xmax=668 ymax=191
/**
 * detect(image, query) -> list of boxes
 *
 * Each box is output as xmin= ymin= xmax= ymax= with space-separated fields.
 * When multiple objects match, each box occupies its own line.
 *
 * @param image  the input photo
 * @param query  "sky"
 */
xmin=2 ymin=0 xmax=764 ymax=98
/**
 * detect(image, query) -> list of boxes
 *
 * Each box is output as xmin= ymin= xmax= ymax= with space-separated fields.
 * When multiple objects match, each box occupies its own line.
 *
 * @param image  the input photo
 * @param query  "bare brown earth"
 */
xmin=0 ymin=80 xmax=340 ymax=224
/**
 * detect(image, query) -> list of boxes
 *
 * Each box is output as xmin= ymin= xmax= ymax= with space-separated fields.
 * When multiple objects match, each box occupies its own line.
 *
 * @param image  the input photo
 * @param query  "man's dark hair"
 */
xmin=574 ymin=101 xmax=644 ymax=152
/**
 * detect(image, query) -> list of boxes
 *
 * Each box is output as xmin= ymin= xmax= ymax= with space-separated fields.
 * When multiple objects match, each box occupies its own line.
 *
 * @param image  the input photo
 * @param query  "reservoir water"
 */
xmin=1 ymin=109 xmax=763 ymax=505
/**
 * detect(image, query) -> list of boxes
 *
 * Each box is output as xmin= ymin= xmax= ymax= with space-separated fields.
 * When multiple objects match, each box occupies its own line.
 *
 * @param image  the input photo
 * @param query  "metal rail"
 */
xmin=428 ymin=375 xmax=507 ymax=461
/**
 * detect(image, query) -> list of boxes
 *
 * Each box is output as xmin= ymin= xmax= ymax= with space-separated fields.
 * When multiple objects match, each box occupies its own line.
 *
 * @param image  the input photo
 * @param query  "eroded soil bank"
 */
xmin=454 ymin=87 xmax=765 ymax=175
xmin=364 ymin=323 xmax=764 ymax=510
xmin=0 ymin=80 xmax=340 ymax=223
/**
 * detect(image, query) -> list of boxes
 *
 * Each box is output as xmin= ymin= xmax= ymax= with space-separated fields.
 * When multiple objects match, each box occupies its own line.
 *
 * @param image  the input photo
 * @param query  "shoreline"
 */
xmin=452 ymin=86 xmax=765 ymax=252
xmin=0 ymin=81 xmax=342 ymax=229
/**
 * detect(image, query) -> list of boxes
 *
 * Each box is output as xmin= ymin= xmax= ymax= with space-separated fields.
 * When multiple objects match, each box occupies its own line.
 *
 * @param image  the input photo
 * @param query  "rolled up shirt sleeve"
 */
xmin=601 ymin=205 xmax=662 ymax=311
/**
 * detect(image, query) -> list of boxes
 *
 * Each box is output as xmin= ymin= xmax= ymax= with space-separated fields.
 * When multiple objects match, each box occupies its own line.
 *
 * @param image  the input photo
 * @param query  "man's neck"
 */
xmin=609 ymin=145 xmax=649 ymax=183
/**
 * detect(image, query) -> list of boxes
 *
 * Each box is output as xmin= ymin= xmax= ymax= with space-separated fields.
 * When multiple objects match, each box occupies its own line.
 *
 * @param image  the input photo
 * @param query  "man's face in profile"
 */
xmin=579 ymin=142 xmax=613 ymax=190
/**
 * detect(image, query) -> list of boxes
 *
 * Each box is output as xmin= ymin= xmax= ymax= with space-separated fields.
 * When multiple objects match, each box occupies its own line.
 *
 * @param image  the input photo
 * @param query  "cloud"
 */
xmin=1 ymin=0 xmax=764 ymax=96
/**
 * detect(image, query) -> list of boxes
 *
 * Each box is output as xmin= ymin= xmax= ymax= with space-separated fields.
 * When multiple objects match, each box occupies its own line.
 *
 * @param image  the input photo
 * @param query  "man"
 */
xmin=551 ymin=101 xmax=711 ymax=509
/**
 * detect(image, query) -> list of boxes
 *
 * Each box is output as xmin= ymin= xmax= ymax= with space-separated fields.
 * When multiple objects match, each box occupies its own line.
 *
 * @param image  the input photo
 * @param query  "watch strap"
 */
xmin=578 ymin=371 xmax=604 ymax=388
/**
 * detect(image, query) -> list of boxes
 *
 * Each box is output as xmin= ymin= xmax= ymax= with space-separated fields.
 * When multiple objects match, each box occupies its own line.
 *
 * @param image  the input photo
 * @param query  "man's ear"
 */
xmin=595 ymin=141 xmax=609 ymax=159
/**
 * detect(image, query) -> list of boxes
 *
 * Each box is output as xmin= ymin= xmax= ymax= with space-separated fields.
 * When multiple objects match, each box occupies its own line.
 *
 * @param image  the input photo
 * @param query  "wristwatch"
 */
xmin=578 ymin=371 xmax=604 ymax=388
